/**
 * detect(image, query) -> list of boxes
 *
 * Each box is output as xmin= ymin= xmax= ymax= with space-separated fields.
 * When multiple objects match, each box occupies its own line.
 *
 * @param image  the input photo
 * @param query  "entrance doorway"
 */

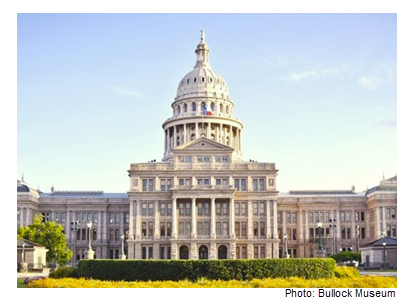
xmin=218 ymin=245 xmax=228 ymax=259
xmin=199 ymin=245 xmax=208 ymax=259
xmin=179 ymin=245 xmax=189 ymax=259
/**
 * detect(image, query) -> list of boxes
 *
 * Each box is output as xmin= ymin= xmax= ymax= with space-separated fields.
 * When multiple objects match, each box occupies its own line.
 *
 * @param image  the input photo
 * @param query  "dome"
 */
xmin=175 ymin=67 xmax=230 ymax=101
xmin=174 ymin=30 xmax=231 ymax=102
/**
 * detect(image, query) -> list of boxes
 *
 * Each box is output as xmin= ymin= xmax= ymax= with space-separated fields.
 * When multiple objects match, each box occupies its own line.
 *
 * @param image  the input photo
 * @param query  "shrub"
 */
xmin=77 ymin=258 xmax=335 ymax=282
xmin=49 ymin=266 xmax=79 ymax=279
xmin=334 ymin=266 xmax=360 ymax=278
xmin=330 ymin=251 xmax=361 ymax=263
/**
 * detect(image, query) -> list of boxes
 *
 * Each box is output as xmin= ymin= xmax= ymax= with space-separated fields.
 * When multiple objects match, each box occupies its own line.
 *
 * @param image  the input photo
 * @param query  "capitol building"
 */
xmin=17 ymin=33 xmax=397 ymax=264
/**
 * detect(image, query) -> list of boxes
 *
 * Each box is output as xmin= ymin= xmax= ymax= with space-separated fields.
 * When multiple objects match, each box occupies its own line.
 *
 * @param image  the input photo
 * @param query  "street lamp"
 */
xmin=21 ymin=241 xmax=25 ymax=264
xmin=120 ymin=234 xmax=126 ymax=259
xmin=382 ymin=242 xmax=387 ymax=267
xmin=329 ymin=219 xmax=337 ymax=255
xmin=87 ymin=219 xmax=92 ymax=251
xmin=317 ymin=221 xmax=323 ymax=250
xmin=283 ymin=233 xmax=289 ymax=258
xmin=339 ymin=248 xmax=343 ymax=263
xmin=70 ymin=220 xmax=79 ymax=267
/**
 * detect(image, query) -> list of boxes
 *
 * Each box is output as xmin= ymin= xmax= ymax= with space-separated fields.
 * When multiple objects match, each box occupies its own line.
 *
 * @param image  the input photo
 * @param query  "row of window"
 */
xmin=142 ymin=177 xmax=273 ymax=191
xmin=178 ymin=155 xmax=229 ymax=163
xmin=278 ymin=211 xmax=367 ymax=224
xmin=174 ymin=101 xmax=231 ymax=116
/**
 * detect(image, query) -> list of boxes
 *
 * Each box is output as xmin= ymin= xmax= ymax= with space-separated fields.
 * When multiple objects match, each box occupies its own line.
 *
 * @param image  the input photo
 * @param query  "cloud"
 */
xmin=378 ymin=119 xmax=397 ymax=128
xmin=358 ymin=76 xmax=380 ymax=90
xmin=110 ymin=86 xmax=146 ymax=99
xmin=288 ymin=70 xmax=319 ymax=82
xmin=287 ymin=64 xmax=350 ymax=82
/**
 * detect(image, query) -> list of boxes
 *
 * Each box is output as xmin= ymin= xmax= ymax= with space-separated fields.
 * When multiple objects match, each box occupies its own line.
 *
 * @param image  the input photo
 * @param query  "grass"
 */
xmin=17 ymin=278 xmax=26 ymax=288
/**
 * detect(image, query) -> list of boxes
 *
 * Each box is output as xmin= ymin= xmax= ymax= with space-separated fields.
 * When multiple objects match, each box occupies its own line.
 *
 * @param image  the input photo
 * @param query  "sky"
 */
xmin=16 ymin=13 xmax=397 ymax=194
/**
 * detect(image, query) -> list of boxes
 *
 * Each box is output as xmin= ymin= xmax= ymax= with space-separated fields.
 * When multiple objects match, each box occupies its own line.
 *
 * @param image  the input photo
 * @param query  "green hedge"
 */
xmin=77 ymin=258 xmax=335 ymax=281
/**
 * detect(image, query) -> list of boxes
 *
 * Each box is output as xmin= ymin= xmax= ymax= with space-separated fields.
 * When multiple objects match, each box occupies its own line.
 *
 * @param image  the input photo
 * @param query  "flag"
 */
xmin=202 ymin=104 xmax=212 ymax=116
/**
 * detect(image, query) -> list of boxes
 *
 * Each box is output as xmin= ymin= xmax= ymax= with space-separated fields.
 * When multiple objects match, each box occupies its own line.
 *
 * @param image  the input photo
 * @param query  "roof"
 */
xmin=360 ymin=237 xmax=397 ymax=248
xmin=279 ymin=190 xmax=365 ymax=197
xmin=17 ymin=239 xmax=46 ymax=248
xmin=366 ymin=174 xmax=397 ymax=195
xmin=40 ymin=191 xmax=128 ymax=199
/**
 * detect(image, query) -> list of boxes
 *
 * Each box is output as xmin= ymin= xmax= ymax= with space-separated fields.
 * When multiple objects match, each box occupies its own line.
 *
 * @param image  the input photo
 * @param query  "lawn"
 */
xmin=17 ymin=278 xmax=26 ymax=288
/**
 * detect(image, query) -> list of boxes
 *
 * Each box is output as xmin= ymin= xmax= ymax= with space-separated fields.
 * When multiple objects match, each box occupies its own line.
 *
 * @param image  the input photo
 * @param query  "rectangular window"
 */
xmin=253 ymin=202 xmax=258 ymax=215
xmin=141 ymin=203 xmax=147 ymax=216
xmin=204 ymin=202 xmax=209 ymax=215
xmin=222 ymin=222 xmax=228 ymax=236
xmin=292 ymin=212 xmax=296 ymax=223
xmin=241 ymin=202 xmax=247 ymax=216
xmin=235 ymin=222 xmax=240 ymax=237
xmin=160 ymin=222 xmax=165 ymax=237
xmin=179 ymin=202 xmax=185 ymax=216
xmin=253 ymin=179 xmax=258 ymax=191
xmin=260 ymin=222 xmax=265 ymax=236
xmin=216 ymin=222 xmax=221 ymax=235
xmin=222 ymin=203 xmax=228 ymax=216
xmin=142 ymin=223 xmax=147 ymax=236
xmin=148 ymin=203 xmax=154 ymax=216
xmin=167 ymin=203 xmax=172 ymax=216
xmin=198 ymin=203 xmax=203 ymax=216
xmin=216 ymin=203 xmax=221 ymax=216
xmin=260 ymin=202 xmax=265 ymax=215
xmin=148 ymin=222 xmax=154 ymax=237
xmin=204 ymin=222 xmax=210 ymax=235
xmin=235 ymin=202 xmax=240 ymax=216
xmin=186 ymin=203 xmax=191 ymax=216
xmin=166 ymin=222 xmax=172 ymax=236
xmin=160 ymin=203 xmax=165 ymax=216
xmin=198 ymin=222 xmax=203 ymax=235
xmin=241 ymin=222 xmax=247 ymax=237
xmin=259 ymin=178 xmax=265 ymax=190
xmin=254 ymin=222 xmax=259 ymax=236
xmin=179 ymin=222 xmax=185 ymax=236
xmin=161 ymin=179 xmax=166 ymax=191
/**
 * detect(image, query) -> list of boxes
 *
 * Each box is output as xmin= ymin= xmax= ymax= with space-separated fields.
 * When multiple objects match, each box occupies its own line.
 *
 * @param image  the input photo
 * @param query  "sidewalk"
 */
xmin=17 ymin=272 xmax=49 ymax=279
xmin=359 ymin=271 xmax=397 ymax=278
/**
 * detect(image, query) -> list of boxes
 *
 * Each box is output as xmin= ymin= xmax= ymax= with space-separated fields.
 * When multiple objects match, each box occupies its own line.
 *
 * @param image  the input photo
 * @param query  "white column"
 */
xmin=183 ymin=124 xmax=187 ymax=144
xmin=247 ymin=200 xmax=253 ymax=239
xmin=266 ymin=201 xmax=271 ymax=238
xmin=172 ymin=198 xmax=177 ymax=238
xmin=382 ymin=207 xmax=386 ymax=234
xmin=211 ymin=198 xmax=216 ymax=238
xmin=229 ymin=125 xmax=232 ymax=147
xmin=135 ymin=202 xmax=141 ymax=239
xmin=173 ymin=126 xmax=177 ymax=147
xmin=97 ymin=210 xmax=102 ymax=241
xmin=220 ymin=123 xmax=223 ymax=143
xmin=230 ymin=198 xmax=235 ymax=237
xmin=191 ymin=198 xmax=197 ymax=238
xmin=154 ymin=201 xmax=160 ymax=239
xmin=273 ymin=200 xmax=278 ymax=239
xmin=129 ymin=201 xmax=134 ymax=239
xmin=195 ymin=122 xmax=198 ymax=139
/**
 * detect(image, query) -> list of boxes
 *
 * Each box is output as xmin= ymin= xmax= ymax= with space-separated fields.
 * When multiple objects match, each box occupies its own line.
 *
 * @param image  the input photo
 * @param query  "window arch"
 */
xmin=192 ymin=102 xmax=196 ymax=112
xmin=219 ymin=103 xmax=224 ymax=113
xmin=226 ymin=105 xmax=229 ymax=115
xmin=177 ymin=105 xmax=181 ymax=115
xmin=184 ymin=103 xmax=187 ymax=113
xmin=210 ymin=102 xmax=215 ymax=112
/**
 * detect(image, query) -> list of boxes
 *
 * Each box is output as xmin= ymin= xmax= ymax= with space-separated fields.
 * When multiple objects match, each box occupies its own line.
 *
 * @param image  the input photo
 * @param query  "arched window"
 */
xmin=184 ymin=103 xmax=187 ymax=113
xmin=199 ymin=245 xmax=208 ymax=259
xmin=226 ymin=105 xmax=229 ymax=114
xmin=219 ymin=104 xmax=223 ymax=113
xmin=192 ymin=102 xmax=196 ymax=112
xmin=210 ymin=102 xmax=215 ymax=112
xmin=218 ymin=245 xmax=228 ymax=259
xmin=179 ymin=245 xmax=189 ymax=259
xmin=177 ymin=105 xmax=181 ymax=115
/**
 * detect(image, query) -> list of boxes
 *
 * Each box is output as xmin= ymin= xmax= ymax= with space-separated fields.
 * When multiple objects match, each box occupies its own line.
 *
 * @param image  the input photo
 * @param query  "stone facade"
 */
xmin=17 ymin=33 xmax=397 ymax=262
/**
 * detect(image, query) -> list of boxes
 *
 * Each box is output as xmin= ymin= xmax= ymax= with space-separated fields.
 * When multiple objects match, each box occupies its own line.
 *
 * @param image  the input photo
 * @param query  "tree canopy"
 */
xmin=17 ymin=214 xmax=73 ymax=266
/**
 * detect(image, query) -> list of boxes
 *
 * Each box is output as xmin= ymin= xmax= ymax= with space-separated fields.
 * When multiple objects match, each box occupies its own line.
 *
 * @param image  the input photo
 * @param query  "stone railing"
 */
xmin=130 ymin=162 xmax=276 ymax=172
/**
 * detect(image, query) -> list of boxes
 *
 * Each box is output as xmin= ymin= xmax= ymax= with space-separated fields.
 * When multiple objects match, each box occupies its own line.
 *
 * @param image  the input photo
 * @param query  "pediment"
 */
xmin=172 ymin=137 xmax=234 ymax=153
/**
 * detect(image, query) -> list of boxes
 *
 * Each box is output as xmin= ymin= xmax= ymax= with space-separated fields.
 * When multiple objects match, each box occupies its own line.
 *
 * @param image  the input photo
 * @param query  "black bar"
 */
xmin=263 ymin=288 xmax=397 ymax=302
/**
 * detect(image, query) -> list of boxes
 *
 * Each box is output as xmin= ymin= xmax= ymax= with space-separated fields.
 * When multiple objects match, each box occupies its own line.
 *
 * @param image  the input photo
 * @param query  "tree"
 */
xmin=17 ymin=214 xmax=73 ymax=266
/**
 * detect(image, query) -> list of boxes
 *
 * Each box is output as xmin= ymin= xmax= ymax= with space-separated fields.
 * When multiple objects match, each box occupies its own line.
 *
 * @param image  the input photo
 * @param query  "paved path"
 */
xmin=17 ymin=272 xmax=49 ymax=279
xmin=359 ymin=271 xmax=397 ymax=278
